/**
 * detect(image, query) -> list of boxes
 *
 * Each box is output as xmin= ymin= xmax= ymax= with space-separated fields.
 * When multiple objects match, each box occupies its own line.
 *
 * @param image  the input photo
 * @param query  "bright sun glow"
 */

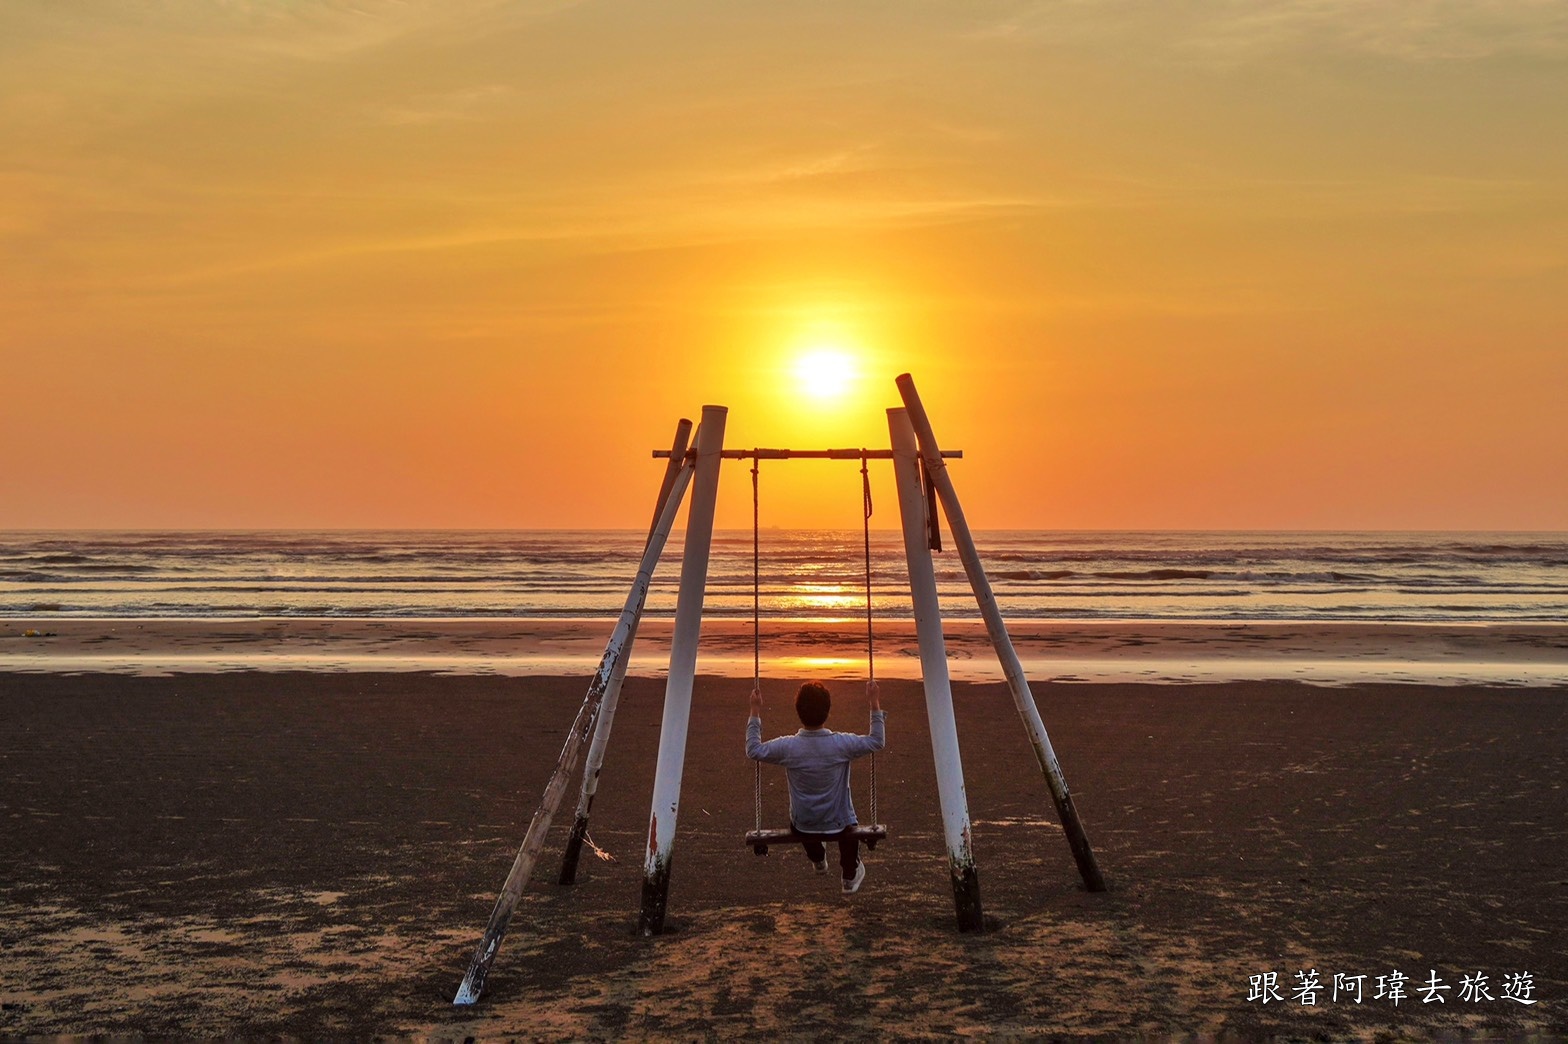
xmin=793 ymin=349 xmax=856 ymax=400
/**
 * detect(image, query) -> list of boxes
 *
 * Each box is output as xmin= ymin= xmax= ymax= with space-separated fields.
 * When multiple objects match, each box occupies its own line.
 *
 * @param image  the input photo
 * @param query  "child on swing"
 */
xmin=746 ymin=680 xmax=885 ymax=894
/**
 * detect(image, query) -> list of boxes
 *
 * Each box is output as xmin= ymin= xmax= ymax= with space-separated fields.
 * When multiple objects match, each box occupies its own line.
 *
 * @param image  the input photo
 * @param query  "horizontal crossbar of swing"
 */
xmin=744 ymin=824 xmax=888 ymax=845
xmin=652 ymin=448 xmax=963 ymax=460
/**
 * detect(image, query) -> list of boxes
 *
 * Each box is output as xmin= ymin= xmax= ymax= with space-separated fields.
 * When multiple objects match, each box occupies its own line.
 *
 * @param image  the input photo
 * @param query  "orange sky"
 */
xmin=3 ymin=2 xmax=1565 ymax=530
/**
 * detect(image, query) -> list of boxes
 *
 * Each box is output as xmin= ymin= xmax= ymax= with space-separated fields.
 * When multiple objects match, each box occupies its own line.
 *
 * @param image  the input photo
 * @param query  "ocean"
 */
xmin=3 ymin=530 xmax=1565 ymax=624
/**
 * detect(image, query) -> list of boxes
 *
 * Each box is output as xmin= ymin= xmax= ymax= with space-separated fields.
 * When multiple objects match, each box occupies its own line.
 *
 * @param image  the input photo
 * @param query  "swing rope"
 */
xmin=861 ymin=453 xmax=878 ymax=826
xmin=752 ymin=459 xmax=764 ymax=834
xmin=751 ymin=454 xmax=881 ymax=837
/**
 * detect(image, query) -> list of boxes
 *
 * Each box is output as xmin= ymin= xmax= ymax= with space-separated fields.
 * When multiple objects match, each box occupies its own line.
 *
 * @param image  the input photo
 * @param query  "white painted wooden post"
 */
xmin=895 ymin=373 xmax=1107 ymax=893
xmin=638 ymin=404 xmax=727 ymax=935
xmin=889 ymin=407 xmax=984 ymax=931
xmin=559 ymin=418 xmax=693 ymax=886
xmin=452 ymin=455 xmax=697 ymax=1005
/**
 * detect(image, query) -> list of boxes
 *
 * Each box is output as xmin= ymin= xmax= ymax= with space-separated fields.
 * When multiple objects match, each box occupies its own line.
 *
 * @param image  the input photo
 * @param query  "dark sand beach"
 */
xmin=2 ymin=670 xmax=1564 ymax=1038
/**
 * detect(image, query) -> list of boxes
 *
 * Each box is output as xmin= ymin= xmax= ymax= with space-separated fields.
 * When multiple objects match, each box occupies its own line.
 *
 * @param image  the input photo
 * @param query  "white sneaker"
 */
xmin=812 ymin=856 xmax=828 ymax=874
xmin=842 ymin=860 xmax=866 ymax=895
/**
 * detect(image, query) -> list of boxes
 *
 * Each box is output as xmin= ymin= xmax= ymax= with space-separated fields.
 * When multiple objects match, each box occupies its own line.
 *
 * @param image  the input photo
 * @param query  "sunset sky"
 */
xmin=3 ymin=1 xmax=1565 ymax=530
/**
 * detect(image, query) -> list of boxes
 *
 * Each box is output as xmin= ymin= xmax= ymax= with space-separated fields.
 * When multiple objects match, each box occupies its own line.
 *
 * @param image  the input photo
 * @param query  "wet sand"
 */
xmin=2 ymin=671 xmax=1564 ymax=1038
xmin=4 ymin=617 xmax=1567 ymax=686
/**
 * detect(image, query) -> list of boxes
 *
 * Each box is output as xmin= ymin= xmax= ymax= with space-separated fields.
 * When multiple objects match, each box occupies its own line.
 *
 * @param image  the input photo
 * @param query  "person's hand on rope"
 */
xmin=749 ymin=686 xmax=763 ymax=718
xmin=866 ymin=679 xmax=881 ymax=712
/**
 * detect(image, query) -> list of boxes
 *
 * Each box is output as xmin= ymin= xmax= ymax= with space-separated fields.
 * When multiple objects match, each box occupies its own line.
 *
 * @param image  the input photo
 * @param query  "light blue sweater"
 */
xmin=746 ymin=711 xmax=887 ymax=834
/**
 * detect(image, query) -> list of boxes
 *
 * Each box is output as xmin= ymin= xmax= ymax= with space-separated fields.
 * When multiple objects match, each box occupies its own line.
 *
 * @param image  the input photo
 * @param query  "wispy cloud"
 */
xmin=965 ymin=0 xmax=1568 ymax=63
xmin=374 ymin=84 xmax=514 ymax=126
xmin=118 ymin=1 xmax=572 ymax=61
xmin=1184 ymin=0 xmax=1568 ymax=63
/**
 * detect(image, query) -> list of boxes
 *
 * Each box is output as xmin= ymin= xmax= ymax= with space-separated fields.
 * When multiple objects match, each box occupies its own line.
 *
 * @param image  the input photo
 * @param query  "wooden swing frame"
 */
xmin=452 ymin=373 xmax=1107 ymax=1007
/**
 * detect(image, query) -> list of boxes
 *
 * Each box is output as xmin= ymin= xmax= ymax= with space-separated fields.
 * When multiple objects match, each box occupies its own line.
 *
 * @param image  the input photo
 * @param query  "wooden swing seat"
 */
xmin=745 ymin=824 xmax=888 ymax=856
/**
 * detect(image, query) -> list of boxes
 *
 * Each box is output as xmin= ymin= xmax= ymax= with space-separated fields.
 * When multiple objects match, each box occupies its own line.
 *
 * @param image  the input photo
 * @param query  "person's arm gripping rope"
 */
xmin=746 ymin=687 xmax=789 ymax=764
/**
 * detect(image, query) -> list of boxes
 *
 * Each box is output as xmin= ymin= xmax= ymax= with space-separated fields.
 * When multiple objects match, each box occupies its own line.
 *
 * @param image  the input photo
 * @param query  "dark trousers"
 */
xmin=792 ymin=822 xmax=860 ymax=878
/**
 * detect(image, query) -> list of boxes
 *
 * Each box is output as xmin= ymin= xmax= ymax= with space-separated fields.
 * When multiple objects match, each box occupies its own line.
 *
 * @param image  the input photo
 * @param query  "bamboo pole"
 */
xmin=559 ymin=418 xmax=693 ymax=886
xmin=895 ymin=373 xmax=1107 ymax=893
xmin=451 ymin=457 xmax=697 ymax=1006
xmin=889 ymin=407 xmax=985 ymax=931
xmin=638 ymin=404 xmax=728 ymax=935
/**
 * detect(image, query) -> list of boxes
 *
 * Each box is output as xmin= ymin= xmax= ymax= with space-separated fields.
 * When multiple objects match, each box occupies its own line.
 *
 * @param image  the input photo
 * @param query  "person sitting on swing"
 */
xmin=747 ymin=680 xmax=885 ymax=894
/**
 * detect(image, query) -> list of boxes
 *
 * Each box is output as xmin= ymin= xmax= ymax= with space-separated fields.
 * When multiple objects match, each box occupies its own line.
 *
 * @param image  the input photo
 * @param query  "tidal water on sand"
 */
xmin=3 ymin=530 xmax=1566 ymax=624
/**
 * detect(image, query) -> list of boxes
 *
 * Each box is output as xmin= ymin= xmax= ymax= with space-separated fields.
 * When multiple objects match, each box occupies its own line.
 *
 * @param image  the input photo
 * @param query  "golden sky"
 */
xmin=3 ymin=1 xmax=1565 ymax=529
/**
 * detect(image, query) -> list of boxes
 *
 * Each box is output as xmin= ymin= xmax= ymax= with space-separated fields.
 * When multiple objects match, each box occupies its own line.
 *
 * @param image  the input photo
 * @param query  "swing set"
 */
xmin=453 ymin=373 xmax=1107 ymax=1007
xmin=743 ymin=449 xmax=887 ymax=856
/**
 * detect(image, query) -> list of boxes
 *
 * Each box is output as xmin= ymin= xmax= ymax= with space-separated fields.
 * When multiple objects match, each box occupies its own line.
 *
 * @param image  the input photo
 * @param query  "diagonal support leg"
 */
xmin=890 ymin=407 xmax=985 ymax=931
xmin=639 ymin=405 xmax=727 ymax=936
xmin=560 ymin=418 xmax=693 ymax=886
xmin=452 ymin=456 xmax=696 ymax=1005
xmin=896 ymin=373 xmax=1107 ymax=893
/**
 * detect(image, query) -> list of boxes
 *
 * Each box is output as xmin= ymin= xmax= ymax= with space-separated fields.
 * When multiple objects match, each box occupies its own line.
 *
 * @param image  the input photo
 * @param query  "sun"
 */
xmin=793 ymin=348 xmax=857 ymax=400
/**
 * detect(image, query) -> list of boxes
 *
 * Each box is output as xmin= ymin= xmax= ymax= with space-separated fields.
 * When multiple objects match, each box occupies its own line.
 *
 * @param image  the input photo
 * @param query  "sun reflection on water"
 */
xmin=777 ymin=582 xmax=862 ymax=614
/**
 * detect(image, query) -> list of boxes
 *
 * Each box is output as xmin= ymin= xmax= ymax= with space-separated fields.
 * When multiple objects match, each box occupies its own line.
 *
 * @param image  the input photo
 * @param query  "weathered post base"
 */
xmin=558 ymin=811 xmax=593 ymax=885
xmin=638 ymin=860 xmax=673 ymax=936
xmin=952 ymin=864 xmax=984 ymax=932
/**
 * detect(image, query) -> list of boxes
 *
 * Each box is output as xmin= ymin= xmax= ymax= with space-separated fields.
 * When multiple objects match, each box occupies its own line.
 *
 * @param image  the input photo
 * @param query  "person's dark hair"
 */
xmin=795 ymin=682 xmax=831 ymax=728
